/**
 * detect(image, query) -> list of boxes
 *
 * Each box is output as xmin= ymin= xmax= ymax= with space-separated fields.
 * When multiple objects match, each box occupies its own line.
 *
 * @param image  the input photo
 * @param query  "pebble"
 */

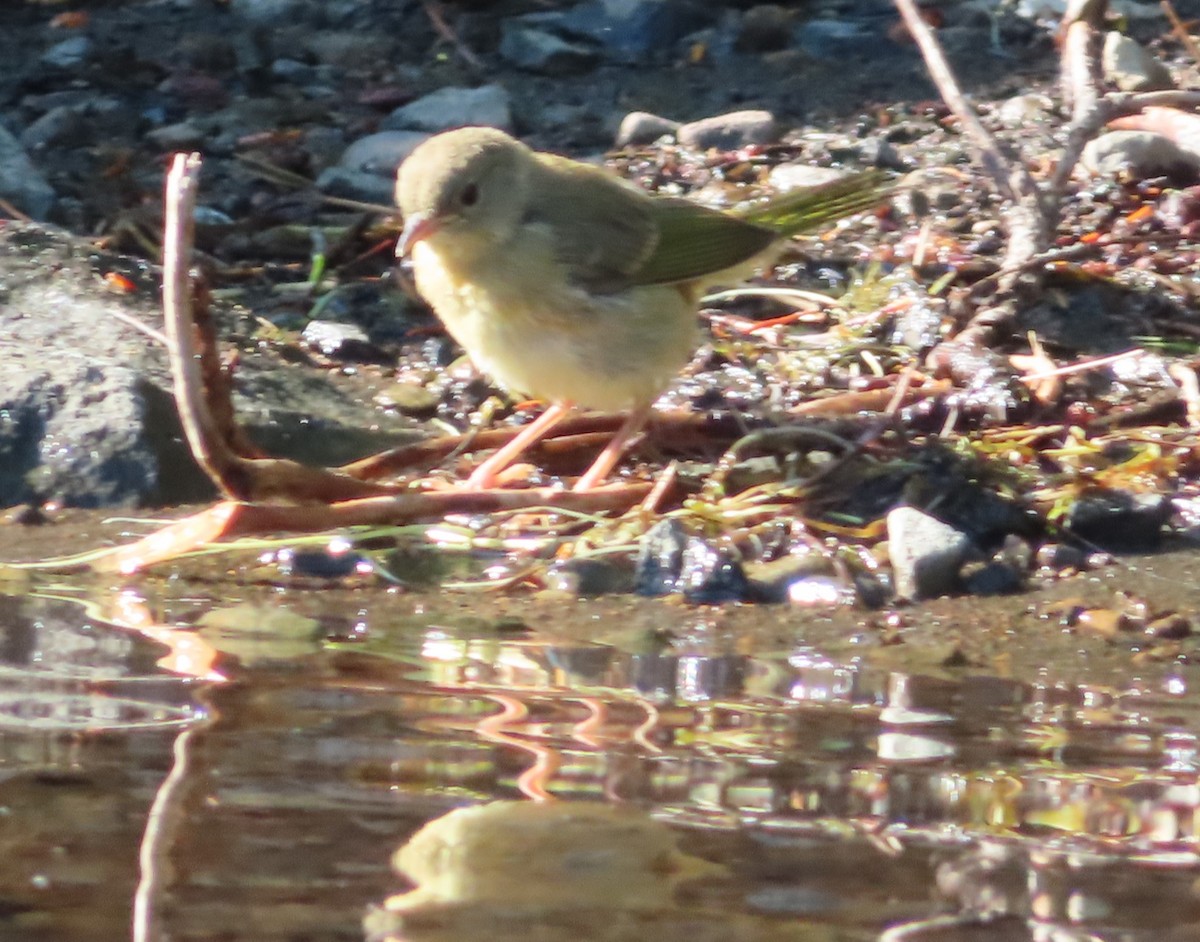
xmin=1082 ymin=130 xmax=1200 ymax=178
xmin=735 ymin=5 xmax=794 ymax=53
xmin=615 ymin=111 xmax=680 ymax=148
xmin=40 ymin=36 xmax=91 ymax=70
xmin=634 ymin=518 xmax=688 ymax=596
xmin=678 ymin=538 xmax=751 ymax=604
xmin=887 ymin=506 xmax=977 ymax=601
xmin=0 ymin=126 xmax=55 ymax=219
xmin=1102 ymin=31 xmax=1174 ymax=92
xmin=383 ymin=84 xmax=514 ymax=134
xmin=338 ymin=130 xmax=428 ymax=178
xmin=677 ymin=110 xmax=779 ymax=151
xmin=1064 ymin=489 xmax=1173 ymax=551
xmin=499 ymin=24 xmax=599 ymax=75
xmin=377 ymin=383 xmax=441 ymax=418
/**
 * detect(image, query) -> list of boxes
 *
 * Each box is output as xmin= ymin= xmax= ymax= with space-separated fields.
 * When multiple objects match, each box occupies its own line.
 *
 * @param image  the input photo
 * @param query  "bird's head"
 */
xmin=395 ymin=126 xmax=533 ymax=262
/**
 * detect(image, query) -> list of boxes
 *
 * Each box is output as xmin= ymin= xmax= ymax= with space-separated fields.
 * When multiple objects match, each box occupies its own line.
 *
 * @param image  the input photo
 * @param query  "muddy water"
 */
xmin=3 ymin=516 xmax=1200 ymax=940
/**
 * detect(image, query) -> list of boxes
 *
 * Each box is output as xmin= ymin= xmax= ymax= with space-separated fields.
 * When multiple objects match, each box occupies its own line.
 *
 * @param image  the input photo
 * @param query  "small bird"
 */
xmin=396 ymin=126 xmax=887 ymax=491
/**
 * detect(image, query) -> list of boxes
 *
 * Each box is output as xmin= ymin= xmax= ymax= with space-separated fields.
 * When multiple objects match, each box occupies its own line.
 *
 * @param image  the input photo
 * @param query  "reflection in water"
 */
xmin=0 ymin=591 xmax=1199 ymax=939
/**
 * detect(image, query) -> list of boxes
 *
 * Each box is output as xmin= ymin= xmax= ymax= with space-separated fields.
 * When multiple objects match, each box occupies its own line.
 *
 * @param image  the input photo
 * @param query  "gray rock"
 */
xmin=1082 ymin=130 xmax=1200 ymax=178
xmin=338 ymin=130 xmax=428 ymax=177
xmin=19 ymin=106 xmax=91 ymax=152
xmin=678 ymin=110 xmax=778 ymax=151
xmin=615 ymin=111 xmax=679 ymax=148
xmin=1102 ymin=31 xmax=1173 ymax=92
xmin=887 ymin=506 xmax=976 ymax=601
xmin=40 ymin=36 xmax=91 ymax=69
xmin=529 ymin=0 xmax=715 ymax=61
xmin=794 ymin=18 xmax=869 ymax=60
xmin=315 ymin=166 xmax=395 ymax=204
xmin=145 ymin=121 xmax=208 ymax=150
xmin=0 ymin=222 xmax=417 ymax=508
xmin=735 ymin=5 xmax=793 ymax=52
xmin=500 ymin=24 xmax=599 ymax=75
xmin=383 ymin=85 xmax=513 ymax=134
xmin=0 ymin=126 xmax=55 ymax=219
xmin=228 ymin=0 xmax=309 ymax=23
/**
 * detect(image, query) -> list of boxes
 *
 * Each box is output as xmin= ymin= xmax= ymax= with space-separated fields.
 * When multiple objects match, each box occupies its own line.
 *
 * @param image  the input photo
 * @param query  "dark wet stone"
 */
xmin=529 ymin=0 xmax=715 ymax=61
xmin=544 ymin=557 xmax=633 ymax=596
xmin=963 ymin=560 xmax=1024 ymax=596
xmin=677 ymin=110 xmax=779 ymax=151
xmin=634 ymin=518 xmax=688 ymax=596
xmin=1064 ymin=490 xmax=1172 ymax=551
xmin=301 ymin=320 xmax=389 ymax=363
xmin=615 ymin=111 xmax=679 ymax=148
xmin=735 ymin=5 xmax=794 ymax=52
xmin=41 ymin=36 xmax=92 ymax=69
xmin=275 ymin=547 xmax=367 ymax=579
xmin=794 ymin=18 xmax=873 ymax=60
xmin=1036 ymin=542 xmax=1088 ymax=571
xmin=679 ymin=538 xmax=752 ymax=604
xmin=0 ymin=127 xmax=55 ymax=219
xmin=499 ymin=23 xmax=600 ymax=75
xmin=887 ymin=506 xmax=977 ymax=601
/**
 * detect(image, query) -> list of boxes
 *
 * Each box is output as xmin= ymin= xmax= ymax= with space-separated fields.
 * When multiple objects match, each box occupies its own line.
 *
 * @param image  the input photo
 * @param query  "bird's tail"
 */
xmin=736 ymin=168 xmax=892 ymax=236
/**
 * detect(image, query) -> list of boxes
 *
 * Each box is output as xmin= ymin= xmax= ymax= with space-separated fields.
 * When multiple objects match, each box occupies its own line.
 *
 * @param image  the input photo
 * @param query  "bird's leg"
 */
xmin=465 ymin=400 xmax=573 ymax=489
xmin=572 ymin=401 xmax=653 ymax=492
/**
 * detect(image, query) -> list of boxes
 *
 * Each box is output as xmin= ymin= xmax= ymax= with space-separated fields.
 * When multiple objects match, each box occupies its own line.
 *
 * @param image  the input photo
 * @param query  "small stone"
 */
xmin=678 ymin=537 xmax=751 ymax=604
xmin=0 ymin=126 xmax=55 ymax=219
xmin=615 ymin=111 xmax=679 ymax=148
xmin=377 ymin=382 xmax=440 ymax=418
xmin=499 ymin=24 xmax=599 ymax=75
xmin=1036 ymin=542 xmax=1087 ymax=572
xmin=383 ymin=84 xmax=513 ymax=134
xmin=40 ymin=36 xmax=91 ymax=69
xmin=145 ymin=121 xmax=207 ymax=150
xmin=887 ymin=506 xmax=977 ymax=601
xmin=339 ymin=131 xmax=428 ymax=177
xmin=301 ymin=320 xmax=387 ymax=363
xmin=766 ymin=163 xmax=844 ymax=192
xmin=544 ymin=557 xmax=633 ymax=596
xmin=315 ymin=166 xmax=394 ymax=204
xmin=634 ymin=518 xmax=688 ymax=596
xmin=1082 ymin=130 xmax=1200 ymax=178
xmin=1102 ymin=31 xmax=1174 ymax=93
xmin=1064 ymin=489 xmax=1173 ymax=551
xmin=677 ymin=110 xmax=778 ymax=151
xmin=995 ymin=93 xmax=1053 ymax=128
xmin=735 ymin=5 xmax=793 ymax=52
xmin=962 ymin=561 xmax=1023 ymax=596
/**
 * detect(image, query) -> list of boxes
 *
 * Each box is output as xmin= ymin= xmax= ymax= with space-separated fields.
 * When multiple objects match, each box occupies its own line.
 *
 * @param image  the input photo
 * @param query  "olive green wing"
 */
xmin=626 ymin=169 xmax=891 ymax=288
xmin=625 ymin=197 xmax=777 ymax=287
xmin=525 ymin=154 xmax=662 ymax=291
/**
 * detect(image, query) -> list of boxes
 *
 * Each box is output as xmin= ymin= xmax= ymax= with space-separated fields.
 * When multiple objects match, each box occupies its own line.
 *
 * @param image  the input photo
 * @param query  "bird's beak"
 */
xmin=396 ymin=212 xmax=439 ymax=258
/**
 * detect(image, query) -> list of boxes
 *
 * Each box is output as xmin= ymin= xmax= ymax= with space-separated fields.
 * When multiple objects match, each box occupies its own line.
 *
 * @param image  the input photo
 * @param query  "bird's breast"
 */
xmin=411 ymin=238 xmax=697 ymax=411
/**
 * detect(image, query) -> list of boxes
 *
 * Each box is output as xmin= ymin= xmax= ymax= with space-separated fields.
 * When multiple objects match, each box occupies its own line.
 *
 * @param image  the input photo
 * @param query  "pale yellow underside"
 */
xmin=412 ymin=225 xmax=705 ymax=411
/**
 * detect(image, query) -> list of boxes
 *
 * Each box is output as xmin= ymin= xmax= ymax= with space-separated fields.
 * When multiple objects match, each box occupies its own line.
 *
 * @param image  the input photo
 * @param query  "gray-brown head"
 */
xmin=395 ymin=126 xmax=534 ymax=260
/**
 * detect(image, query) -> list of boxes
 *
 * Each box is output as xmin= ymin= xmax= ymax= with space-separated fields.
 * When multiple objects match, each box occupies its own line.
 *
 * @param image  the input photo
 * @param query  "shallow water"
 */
xmin=2 ymin=566 xmax=1200 ymax=942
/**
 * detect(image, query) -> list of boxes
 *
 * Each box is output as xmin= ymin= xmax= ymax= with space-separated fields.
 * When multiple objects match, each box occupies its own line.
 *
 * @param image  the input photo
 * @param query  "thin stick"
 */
xmin=1162 ymin=0 xmax=1200 ymax=66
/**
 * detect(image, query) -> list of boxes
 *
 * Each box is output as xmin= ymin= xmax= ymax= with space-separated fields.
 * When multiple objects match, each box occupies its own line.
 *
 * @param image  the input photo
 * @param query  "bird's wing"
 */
xmin=525 ymin=155 xmax=661 ymax=291
xmin=627 ymin=197 xmax=777 ymax=287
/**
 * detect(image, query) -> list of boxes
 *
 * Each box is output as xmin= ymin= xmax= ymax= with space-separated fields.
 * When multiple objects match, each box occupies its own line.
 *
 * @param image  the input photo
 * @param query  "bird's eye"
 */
xmin=460 ymin=183 xmax=480 ymax=207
